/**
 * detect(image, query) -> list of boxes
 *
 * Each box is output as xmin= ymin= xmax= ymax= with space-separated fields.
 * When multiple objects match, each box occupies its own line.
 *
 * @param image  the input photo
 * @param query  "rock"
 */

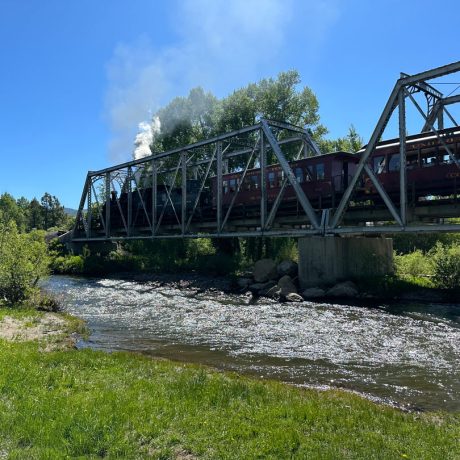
xmin=285 ymin=293 xmax=303 ymax=302
xmin=326 ymin=281 xmax=359 ymax=298
xmin=260 ymin=285 xmax=281 ymax=299
xmin=248 ymin=281 xmax=276 ymax=294
xmin=236 ymin=277 xmax=252 ymax=289
xmin=277 ymin=275 xmax=297 ymax=297
xmin=277 ymin=260 xmax=298 ymax=277
xmin=253 ymin=259 xmax=278 ymax=283
xmin=302 ymin=287 xmax=326 ymax=299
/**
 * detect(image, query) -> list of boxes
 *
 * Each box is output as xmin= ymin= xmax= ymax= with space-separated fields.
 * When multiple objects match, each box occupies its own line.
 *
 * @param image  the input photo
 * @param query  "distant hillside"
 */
xmin=64 ymin=207 xmax=78 ymax=216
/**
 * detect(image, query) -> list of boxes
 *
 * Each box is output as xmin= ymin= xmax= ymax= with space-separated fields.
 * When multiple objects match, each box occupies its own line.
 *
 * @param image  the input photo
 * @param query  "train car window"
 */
xmin=421 ymin=150 xmax=437 ymax=167
xmin=306 ymin=165 xmax=314 ymax=181
xmin=439 ymin=153 xmax=452 ymax=165
xmin=373 ymin=156 xmax=386 ymax=174
xmin=268 ymin=171 xmax=276 ymax=188
xmin=251 ymin=175 xmax=259 ymax=189
xmin=244 ymin=177 xmax=251 ymax=191
xmin=388 ymin=154 xmax=400 ymax=172
xmin=295 ymin=167 xmax=304 ymax=183
xmin=316 ymin=163 xmax=325 ymax=180
xmin=229 ymin=179 xmax=237 ymax=193
xmin=277 ymin=171 xmax=284 ymax=187
xmin=223 ymin=180 xmax=228 ymax=194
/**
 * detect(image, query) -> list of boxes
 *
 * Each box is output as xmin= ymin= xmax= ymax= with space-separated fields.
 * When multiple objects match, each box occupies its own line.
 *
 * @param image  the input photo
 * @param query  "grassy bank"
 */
xmin=0 ymin=310 xmax=458 ymax=459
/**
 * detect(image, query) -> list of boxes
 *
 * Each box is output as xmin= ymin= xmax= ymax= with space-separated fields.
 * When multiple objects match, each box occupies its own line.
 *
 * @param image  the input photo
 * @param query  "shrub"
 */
xmin=429 ymin=242 xmax=460 ymax=290
xmin=394 ymin=250 xmax=432 ymax=279
xmin=0 ymin=223 xmax=49 ymax=304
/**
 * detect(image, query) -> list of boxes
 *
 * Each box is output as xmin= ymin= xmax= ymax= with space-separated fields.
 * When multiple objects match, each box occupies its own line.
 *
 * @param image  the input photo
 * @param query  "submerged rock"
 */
xmin=326 ymin=281 xmax=359 ymax=298
xmin=248 ymin=281 xmax=276 ymax=294
xmin=302 ymin=287 xmax=326 ymax=299
xmin=236 ymin=278 xmax=252 ymax=289
xmin=285 ymin=292 xmax=303 ymax=303
xmin=260 ymin=285 xmax=281 ymax=299
xmin=253 ymin=259 xmax=278 ymax=283
xmin=277 ymin=275 xmax=297 ymax=297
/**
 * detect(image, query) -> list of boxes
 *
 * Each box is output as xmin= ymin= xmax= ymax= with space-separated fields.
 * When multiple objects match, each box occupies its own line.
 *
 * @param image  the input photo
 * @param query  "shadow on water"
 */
xmin=44 ymin=275 xmax=460 ymax=413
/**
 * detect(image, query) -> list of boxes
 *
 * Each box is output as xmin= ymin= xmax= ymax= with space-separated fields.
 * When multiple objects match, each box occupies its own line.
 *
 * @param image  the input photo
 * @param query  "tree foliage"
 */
xmin=0 ymin=192 xmax=69 ymax=232
xmin=0 ymin=222 xmax=49 ymax=304
xmin=149 ymin=70 xmax=331 ymax=155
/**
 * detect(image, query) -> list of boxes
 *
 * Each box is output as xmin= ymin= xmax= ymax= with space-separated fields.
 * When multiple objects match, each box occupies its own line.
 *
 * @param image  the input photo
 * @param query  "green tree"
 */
xmin=28 ymin=198 xmax=45 ymax=230
xmin=0 ymin=193 xmax=26 ymax=230
xmin=153 ymin=87 xmax=220 ymax=152
xmin=320 ymin=125 xmax=363 ymax=153
xmin=0 ymin=222 xmax=49 ymax=304
xmin=40 ymin=193 xmax=66 ymax=230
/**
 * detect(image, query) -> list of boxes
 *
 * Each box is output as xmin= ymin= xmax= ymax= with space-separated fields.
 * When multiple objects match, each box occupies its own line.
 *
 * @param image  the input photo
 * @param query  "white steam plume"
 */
xmin=105 ymin=0 xmax=340 ymax=161
xmin=133 ymin=117 xmax=161 ymax=160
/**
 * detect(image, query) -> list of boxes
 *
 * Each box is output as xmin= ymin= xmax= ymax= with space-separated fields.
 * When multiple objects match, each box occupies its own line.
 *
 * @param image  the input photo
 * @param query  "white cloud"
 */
xmin=105 ymin=0 xmax=340 ymax=161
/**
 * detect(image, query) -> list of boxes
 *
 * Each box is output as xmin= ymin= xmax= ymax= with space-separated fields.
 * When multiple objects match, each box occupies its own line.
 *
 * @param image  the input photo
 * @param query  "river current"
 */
xmin=44 ymin=275 xmax=460 ymax=412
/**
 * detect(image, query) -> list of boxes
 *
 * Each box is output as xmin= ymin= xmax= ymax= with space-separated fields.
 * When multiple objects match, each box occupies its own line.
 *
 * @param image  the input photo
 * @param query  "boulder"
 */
xmin=277 ymin=260 xmax=298 ymax=277
xmin=285 ymin=293 xmax=303 ymax=303
xmin=253 ymin=258 xmax=278 ymax=283
xmin=260 ymin=285 xmax=281 ymax=299
xmin=326 ymin=281 xmax=359 ymax=298
xmin=248 ymin=281 xmax=276 ymax=295
xmin=302 ymin=287 xmax=326 ymax=299
xmin=236 ymin=277 xmax=252 ymax=289
xmin=277 ymin=275 xmax=297 ymax=297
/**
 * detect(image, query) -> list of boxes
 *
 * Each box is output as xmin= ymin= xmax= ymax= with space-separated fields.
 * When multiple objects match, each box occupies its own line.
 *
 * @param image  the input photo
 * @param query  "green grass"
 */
xmin=0 ymin=337 xmax=458 ymax=459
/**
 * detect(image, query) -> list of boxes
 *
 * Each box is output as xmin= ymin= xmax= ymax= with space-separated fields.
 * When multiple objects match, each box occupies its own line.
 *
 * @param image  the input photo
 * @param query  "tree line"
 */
xmin=146 ymin=70 xmax=363 ymax=158
xmin=0 ymin=192 xmax=71 ymax=232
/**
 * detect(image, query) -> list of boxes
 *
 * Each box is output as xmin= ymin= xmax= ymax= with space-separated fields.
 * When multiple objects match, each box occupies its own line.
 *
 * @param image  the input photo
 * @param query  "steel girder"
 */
xmin=72 ymin=62 xmax=460 ymax=241
xmin=328 ymin=60 xmax=460 ymax=234
xmin=72 ymin=119 xmax=321 ymax=241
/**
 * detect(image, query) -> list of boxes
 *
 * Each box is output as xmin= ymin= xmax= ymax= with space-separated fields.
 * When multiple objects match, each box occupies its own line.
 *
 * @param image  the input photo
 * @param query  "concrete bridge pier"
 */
xmin=298 ymin=236 xmax=394 ymax=289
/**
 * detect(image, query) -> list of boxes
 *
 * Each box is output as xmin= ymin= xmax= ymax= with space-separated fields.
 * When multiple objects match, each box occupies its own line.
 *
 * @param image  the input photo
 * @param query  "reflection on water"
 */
xmin=44 ymin=275 xmax=460 ymax=412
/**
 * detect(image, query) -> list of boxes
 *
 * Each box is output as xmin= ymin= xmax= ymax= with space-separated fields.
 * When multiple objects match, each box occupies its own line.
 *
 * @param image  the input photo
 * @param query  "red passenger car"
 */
xmin=364 ymin=127 xmax=460 ymax=201
xmin=212 ymin=152 xmax=359 ymax=214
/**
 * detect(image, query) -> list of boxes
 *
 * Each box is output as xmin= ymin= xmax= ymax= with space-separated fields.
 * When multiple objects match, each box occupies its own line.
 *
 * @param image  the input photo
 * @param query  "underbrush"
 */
xmin=0 ymin=340 xmax=458 ymax=459
xmin=394 ymin=241 xmax=460 ymax=292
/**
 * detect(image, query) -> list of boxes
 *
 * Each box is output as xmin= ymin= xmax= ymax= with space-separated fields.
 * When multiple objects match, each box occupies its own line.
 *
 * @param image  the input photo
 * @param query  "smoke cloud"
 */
xmin=133 ymin=117 xmax=161 ymax=160
xmin=105 ymin=0 xmax=340 ymax=161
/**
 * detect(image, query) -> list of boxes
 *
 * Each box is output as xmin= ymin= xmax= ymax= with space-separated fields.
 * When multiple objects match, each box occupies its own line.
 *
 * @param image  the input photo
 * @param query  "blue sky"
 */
xmin=0 ymin=0 xmax=459 ymax=208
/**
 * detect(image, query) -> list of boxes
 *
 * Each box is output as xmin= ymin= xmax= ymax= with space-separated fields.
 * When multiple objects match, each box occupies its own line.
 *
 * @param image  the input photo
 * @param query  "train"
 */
xmin=96 ymin=126 xmax=460 ymax=231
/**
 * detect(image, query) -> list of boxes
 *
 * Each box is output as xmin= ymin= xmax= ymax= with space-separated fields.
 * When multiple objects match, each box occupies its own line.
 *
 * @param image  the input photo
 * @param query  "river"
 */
xmin=43 ymin=275 xmax=460 ymax=412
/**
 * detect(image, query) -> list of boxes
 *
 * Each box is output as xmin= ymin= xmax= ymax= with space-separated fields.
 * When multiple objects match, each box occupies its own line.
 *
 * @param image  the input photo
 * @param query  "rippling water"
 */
xmin=44 ymin=275 xmax=460 ymax=412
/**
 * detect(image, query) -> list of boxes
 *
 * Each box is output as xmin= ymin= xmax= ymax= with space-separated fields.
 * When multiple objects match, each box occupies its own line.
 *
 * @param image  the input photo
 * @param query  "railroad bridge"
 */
xmin=66 ymin=61 xmax=460 ymax=287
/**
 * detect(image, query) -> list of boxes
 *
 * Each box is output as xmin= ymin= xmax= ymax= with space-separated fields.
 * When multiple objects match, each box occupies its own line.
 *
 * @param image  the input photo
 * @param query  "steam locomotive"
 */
xmin=100 ymin=126 xmax=460 ymax=231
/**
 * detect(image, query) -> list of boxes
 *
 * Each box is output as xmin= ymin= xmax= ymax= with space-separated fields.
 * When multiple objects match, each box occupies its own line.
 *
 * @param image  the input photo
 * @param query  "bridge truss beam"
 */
xmin=328 ymin=60 xmax=460 ymax=234
xmin=71 ymin=62 xmax=460 ymax=242
xmin=72 ymin=119 xmax=322 ymax=241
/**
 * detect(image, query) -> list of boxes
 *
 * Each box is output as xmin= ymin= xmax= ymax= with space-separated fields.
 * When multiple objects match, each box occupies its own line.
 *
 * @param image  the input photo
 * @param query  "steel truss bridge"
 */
xmin=71 ymin=61 xmax=460 ymax=243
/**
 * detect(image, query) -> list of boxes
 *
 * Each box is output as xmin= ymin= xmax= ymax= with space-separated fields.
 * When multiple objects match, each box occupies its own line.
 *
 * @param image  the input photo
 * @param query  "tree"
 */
xmin=40 ymin=193 xmax=66 ymax=230
xmin=320 ymin=125 xmax=363 ymax=154
xmin=0 ymin=193 xmax=26 ymax=231
xmin=0 ymin=222 xmax=49 ymax=304
xmin=153 ymin=87 xmax=220 ymax=153
xmin=28 ymin=198 xmax=44 ymax=230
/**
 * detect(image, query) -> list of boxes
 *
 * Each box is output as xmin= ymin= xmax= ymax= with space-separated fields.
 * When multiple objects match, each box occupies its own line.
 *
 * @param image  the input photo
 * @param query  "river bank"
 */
xmin=43 ymin=275 xmax=460 ymax=413
xmin=90 ymin=269 xmax=457 ymax=304
xmin=0 ymin=306 xmax=458 ymax=458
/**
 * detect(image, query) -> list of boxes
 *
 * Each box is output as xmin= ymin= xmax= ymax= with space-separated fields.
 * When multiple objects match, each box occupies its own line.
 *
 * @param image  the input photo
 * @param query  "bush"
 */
xmin=429 ymin=242 xmax=460 ymax=290
xmin=51 ymin=255 xmax=84 ymax=274
xmin=394 ymin=250 xmax=432 ymax=279
xmin=0 ymin=223 xmax=49 ymax=304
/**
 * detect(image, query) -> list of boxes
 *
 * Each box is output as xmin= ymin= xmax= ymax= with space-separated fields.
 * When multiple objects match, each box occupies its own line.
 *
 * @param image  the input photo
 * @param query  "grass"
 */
xmin=0 ymin=333 xmax=458 ymax=459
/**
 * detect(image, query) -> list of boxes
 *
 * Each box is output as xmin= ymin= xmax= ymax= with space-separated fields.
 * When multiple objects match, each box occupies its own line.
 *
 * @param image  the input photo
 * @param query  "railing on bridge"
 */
xmin=71 ymin=61 xmax=460 ymax=242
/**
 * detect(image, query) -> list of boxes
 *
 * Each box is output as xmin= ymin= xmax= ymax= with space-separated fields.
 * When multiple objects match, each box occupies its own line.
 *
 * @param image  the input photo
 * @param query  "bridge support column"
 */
xmin=298 ymin=236 xmax=393 ymax=289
